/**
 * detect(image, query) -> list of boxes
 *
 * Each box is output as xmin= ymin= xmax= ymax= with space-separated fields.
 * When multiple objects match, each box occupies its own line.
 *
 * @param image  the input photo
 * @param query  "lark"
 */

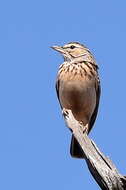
xmin=52 ymin=42 xmax=101 ymax=158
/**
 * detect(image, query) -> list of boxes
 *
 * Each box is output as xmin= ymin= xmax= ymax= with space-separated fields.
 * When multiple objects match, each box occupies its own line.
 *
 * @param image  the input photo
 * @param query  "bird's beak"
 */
xmin=51 ymin=46 xmax=65 ymax=54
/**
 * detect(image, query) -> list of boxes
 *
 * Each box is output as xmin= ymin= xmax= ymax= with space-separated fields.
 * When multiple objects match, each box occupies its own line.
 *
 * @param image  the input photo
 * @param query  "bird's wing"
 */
xmin=88 ymin=79 xmax=101 ymax=133
xmin=55 ymin=79 xmax=63 ymax=109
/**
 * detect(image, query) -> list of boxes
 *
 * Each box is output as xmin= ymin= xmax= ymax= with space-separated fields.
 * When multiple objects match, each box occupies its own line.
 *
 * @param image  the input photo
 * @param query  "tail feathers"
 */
xmin=70 ymin=135 xmax=84 ymax=159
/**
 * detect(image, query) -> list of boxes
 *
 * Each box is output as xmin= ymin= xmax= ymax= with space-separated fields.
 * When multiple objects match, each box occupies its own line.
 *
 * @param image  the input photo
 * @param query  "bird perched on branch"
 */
xmin=52 ymin=42 xmax=101 ymax=158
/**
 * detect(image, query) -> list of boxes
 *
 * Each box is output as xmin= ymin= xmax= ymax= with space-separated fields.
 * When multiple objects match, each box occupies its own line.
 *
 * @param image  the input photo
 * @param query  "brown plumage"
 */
xmin=52 ymin=42 xmax=101 ymax=158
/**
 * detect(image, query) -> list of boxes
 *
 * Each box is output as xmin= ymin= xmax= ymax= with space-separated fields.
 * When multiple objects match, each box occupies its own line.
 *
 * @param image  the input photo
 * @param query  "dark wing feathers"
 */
xmin=88 ymin=80 xmax=101 ymax=133
xmin=55 ymin=79 xmax=62 ymax=109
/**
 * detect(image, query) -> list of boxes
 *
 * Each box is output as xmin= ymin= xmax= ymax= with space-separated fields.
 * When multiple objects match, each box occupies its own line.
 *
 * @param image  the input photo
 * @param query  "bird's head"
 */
xmin=51 ymin=42 xmax=93 ymax=62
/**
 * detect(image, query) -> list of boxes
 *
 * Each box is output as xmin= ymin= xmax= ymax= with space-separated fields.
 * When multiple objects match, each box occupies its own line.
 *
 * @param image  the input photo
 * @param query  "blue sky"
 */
xmin=0 ymin=0 xmax=126 ymax=189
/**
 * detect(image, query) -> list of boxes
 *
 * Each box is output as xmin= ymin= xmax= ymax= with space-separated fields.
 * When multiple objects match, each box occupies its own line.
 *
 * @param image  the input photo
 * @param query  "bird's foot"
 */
xmin=62 ymin=108 xmax=69 ymax=119
xmin=78 ymin=122 xmax=88 ymax=134
xmin=83 ymin=124 xmax=88 ymax=134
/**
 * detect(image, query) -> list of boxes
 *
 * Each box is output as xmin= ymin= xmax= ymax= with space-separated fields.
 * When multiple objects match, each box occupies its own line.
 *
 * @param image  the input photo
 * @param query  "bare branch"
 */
xmin=63 ymin=109 xmax=126 ymax=190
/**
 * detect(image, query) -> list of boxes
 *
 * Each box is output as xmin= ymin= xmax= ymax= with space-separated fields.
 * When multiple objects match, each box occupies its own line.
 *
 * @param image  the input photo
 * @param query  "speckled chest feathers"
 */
xmin=58 ymin=61 xmax=99 ymax=81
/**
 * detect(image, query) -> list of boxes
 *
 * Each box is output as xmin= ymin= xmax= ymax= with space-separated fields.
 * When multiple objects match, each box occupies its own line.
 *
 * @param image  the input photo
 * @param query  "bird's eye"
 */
xmin=70 ymin=45 xmax=75 ymax=49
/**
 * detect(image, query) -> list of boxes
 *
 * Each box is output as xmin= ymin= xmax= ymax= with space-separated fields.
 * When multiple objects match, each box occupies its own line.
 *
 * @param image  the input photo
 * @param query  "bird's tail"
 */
xmin=70 ymin=134 xmax=84 ymax=159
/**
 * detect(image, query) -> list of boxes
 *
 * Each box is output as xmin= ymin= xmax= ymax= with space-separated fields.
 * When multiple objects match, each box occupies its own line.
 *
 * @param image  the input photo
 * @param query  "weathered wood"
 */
xmin=63 ymin=109 xmax=126 ymax=190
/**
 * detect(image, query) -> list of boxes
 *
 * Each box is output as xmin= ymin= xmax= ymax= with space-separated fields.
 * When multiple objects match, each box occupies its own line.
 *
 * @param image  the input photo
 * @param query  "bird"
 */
xmin=52 ymin=42 xmax=101 ymax=158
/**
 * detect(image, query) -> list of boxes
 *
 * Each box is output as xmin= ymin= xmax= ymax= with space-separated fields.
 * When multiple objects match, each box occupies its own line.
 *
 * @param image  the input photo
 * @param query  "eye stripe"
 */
xmin=63 ymin=45 xmax=76 ymax=49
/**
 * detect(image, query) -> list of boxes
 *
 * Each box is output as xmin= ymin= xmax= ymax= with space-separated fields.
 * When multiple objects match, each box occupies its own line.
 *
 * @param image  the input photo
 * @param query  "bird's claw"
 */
xmin=83 ymin=124 xmax=88 ymax=134
xmin=62 ymin=108 xmax=69 ymax=119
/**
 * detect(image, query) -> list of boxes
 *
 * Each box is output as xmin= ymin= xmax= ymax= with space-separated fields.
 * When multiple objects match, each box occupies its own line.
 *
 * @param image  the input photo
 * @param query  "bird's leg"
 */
xmin=62 ymin=109 xmax=89 ymax=134
xmin=83 ymin=124 xmax=89 ymax=134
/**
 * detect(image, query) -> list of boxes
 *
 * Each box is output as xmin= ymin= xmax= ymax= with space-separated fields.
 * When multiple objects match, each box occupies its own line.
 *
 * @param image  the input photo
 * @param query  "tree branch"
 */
xmin=63 ymin=109 xmax=126 ymax=190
